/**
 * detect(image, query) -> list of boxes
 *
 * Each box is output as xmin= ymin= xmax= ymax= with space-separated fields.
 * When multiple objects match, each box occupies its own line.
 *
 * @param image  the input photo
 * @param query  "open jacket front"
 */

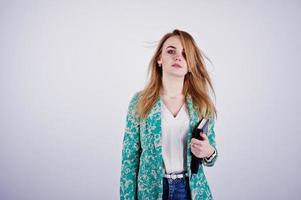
xmin=120 ymin=92 xmax=218 ymax=200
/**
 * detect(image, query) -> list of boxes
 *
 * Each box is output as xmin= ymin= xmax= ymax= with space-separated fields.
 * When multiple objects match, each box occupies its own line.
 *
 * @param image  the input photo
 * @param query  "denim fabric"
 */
xmin=163 ymin=177 xmax=191 ymax=200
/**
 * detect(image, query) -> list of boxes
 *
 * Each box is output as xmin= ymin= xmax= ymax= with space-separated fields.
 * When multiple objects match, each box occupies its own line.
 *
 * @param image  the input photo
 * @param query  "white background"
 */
xmin=1 ymin=0 xmax=300 ymax=199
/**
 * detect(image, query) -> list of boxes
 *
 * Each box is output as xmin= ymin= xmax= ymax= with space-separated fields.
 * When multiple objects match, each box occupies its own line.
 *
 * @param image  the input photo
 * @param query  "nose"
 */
xmin=174 ymin=53 xmax=182 ymax=61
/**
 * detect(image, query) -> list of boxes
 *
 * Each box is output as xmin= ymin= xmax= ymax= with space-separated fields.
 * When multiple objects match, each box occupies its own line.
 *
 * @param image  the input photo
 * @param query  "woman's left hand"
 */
xmin=190 ymin=133 xmax=215 ymax=159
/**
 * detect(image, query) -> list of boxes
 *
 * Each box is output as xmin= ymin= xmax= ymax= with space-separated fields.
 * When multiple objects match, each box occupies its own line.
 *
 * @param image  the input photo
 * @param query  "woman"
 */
xmin=120 ymin=29 xmax=218 ymax=200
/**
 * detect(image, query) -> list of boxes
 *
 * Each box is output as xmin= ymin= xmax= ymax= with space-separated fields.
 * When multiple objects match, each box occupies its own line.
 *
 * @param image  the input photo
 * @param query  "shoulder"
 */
xmin=128 ymin=90 xmax=142 ymax=105
xmin=126 ymin=90 xmax=143 ymax=115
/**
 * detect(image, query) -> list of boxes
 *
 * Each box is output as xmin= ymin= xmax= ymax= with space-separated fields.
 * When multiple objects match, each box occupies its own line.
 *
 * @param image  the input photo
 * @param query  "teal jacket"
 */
xmin=120 ymin=91 xmax=218 ymax=200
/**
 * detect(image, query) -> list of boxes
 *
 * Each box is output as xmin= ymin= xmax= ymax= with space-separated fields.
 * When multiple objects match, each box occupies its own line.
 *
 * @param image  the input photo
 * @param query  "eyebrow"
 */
xmin=166 ymin=45 xmax=176 ymax=49
xmin=165 ymin=45 xmax=185 ymax=52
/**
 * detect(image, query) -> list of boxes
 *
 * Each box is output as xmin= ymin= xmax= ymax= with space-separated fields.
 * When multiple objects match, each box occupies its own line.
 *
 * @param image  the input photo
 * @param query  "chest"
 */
xmin=160 ymin=96 xmax=185 ymax=118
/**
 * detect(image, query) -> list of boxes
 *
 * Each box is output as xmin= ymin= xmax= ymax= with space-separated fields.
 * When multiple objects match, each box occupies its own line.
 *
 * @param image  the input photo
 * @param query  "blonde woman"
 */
xmin=120 ymin=29 xmax=218 ymax=200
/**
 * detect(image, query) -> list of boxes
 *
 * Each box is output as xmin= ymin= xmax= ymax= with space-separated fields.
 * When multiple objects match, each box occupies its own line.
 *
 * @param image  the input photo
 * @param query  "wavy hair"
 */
xmin=137 ymin=29 xmax=217 ymax=119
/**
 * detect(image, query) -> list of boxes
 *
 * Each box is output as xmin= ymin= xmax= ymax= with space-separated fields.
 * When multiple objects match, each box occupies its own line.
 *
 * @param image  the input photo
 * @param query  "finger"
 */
xmin=191 ymin=143 xmax=198 ymax=151
xmin=191 ymin=143 xmax=202 ymax=152
xmin=191 ymin=140 xmax=206 ymax=148
xmin=200 ymin=133 xmax=208 ymax=141
xmin=191 ymin=138 xmax=203 ymax=146
xmin=191 ymin=146 xmax=202 ymax=158
xmin=191 ymin=146 xmax=198 ymax=156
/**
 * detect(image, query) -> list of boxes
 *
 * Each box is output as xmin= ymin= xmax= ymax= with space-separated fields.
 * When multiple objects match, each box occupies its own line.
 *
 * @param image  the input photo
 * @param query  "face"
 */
xmin=157 ymin=36 xmax=188 ymax=78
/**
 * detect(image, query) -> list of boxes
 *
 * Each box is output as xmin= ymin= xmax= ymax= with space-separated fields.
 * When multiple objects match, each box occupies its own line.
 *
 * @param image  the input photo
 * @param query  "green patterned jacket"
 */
xmin=120 ymin=91 xmax=218 ymax=200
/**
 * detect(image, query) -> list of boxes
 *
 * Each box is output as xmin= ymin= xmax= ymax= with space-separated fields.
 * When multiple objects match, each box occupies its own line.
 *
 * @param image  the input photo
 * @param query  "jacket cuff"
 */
xmin=203 ymin=146 xmax=218 ymax=167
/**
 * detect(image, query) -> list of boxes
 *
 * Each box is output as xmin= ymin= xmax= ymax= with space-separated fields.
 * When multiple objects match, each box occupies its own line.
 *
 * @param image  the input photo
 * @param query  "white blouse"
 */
xmin=161 ymin=99 xmax=190 ymax=174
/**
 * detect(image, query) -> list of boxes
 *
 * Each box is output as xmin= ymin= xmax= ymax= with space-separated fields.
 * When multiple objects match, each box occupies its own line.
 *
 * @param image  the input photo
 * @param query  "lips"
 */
xmin=172 ymin=64 xmax=182 ymax=68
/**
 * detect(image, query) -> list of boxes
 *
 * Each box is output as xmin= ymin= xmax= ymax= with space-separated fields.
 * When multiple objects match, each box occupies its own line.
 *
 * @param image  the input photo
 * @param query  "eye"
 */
xmin=167 ymin=49 xmax=176 ymax=54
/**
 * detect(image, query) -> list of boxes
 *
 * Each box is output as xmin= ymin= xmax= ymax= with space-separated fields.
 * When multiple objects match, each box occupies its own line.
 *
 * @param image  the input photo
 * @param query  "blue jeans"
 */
xmin=163 ymin=177 xmax=191 ymax=200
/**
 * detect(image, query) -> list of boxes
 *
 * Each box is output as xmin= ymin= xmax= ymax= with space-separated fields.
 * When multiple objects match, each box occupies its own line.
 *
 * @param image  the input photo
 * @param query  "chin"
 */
xmin=163 ymin=68 xmax=188 ymax=78
xmin=169 ymin=72 xmax=187 ymax=78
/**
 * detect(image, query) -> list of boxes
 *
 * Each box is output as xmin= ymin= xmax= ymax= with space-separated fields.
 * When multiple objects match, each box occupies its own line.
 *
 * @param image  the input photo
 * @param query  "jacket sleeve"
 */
xmin=203 ymin=118 xmax=218 ymax=167
xmin=120 ymin=93 xmax=141 ymax=200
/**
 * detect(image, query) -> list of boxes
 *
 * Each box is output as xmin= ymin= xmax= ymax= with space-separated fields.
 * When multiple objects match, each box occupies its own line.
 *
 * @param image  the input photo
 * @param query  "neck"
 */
xmin=160 ymin=74 xmax=184 ymax=98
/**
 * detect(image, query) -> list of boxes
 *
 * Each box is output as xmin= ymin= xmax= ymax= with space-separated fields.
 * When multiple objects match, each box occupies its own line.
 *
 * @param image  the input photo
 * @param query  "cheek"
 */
xmin=162 ymin=55 xmax=173 ymax=62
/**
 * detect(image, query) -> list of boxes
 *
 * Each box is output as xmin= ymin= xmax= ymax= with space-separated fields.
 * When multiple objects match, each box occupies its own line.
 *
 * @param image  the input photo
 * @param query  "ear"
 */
xmin=157 ymin=56 xmax=162 ymax=65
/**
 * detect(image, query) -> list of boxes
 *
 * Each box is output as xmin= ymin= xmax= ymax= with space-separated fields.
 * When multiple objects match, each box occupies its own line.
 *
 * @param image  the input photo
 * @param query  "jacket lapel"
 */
xmin=146 ymin=97 xmax=162 ymax=149
xmin=186 ymin=94 xmax=200 ymax=176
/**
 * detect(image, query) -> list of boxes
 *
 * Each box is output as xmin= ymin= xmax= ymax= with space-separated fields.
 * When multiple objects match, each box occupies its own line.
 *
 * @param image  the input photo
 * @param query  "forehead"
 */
xmin=163 ymin=36 xmax=183 ymax=49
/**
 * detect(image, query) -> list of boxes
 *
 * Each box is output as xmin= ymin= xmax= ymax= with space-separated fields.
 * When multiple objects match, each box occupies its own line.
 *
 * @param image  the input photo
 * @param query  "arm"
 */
xmin=120 ymin=93 xmax=141 ymax=200
xmin=203 ymin=118 xmax=218 ymax=167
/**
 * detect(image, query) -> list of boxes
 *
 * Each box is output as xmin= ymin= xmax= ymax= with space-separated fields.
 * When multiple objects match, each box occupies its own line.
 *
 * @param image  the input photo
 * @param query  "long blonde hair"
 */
xmin=137 ymin=29 xmax=217 ymax=119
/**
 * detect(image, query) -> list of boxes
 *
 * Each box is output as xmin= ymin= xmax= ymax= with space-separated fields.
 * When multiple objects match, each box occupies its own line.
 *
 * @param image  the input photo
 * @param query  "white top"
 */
xmin=161 ymin=99 xmax=190 ymax=174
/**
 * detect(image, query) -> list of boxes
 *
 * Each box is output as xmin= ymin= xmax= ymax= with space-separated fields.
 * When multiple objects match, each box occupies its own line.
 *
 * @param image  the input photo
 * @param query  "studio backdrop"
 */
xmin=1 ymin=1 xmax=300 ymax=199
